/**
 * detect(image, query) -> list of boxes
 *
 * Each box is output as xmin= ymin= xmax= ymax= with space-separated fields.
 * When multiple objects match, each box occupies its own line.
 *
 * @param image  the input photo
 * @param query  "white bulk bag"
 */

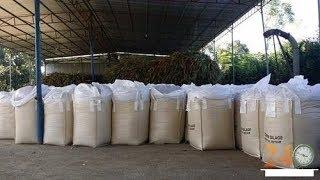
xmin=12 ymin=85 xmax=49 ymax=144
xmin=186 ymin=84 xmax=235 ymax=150
xmin=240 ymin=75 xmax=270 ymax=158
xmin=281 ymin=76 xmax=320 ymax=168
xmin=149 ymin=84 xmax=186 ymax=144
xmin=228 ymin=84 xmax=252 ymax=150
xmin=43 ymin=85 xmax=76 ymax=146
xmin=110 ymin=80 xmax=150 ymax=145
xmin=181 ymin=83 xmax=199 ymax=142
xmin=0 ymin=91 xmax=15 ymax=139
xmin=262 ymin=84 xmax=299 ymax=168
xmin=73 ymin=83 xmax=112 ymax=147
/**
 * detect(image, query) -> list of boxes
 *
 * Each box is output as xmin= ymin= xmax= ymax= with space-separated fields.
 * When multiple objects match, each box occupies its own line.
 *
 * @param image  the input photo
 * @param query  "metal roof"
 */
xmin=0 ymin=0 xmax=260 ymax=58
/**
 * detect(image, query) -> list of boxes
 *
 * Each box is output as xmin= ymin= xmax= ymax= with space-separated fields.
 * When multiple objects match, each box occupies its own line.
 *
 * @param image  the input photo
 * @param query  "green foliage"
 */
xmin=217 ymin=41 xmax=266 ymax=84
xmin=1 ymin=40 xmax=320 ymax=90
xmin=0 ymin=48 xmax=35 ymax=91
xmin=300 ymin=40 xmax=320 ymax=85
xmin=266 ymin=0 xmax=295 ymax=28
xmin=216 ymin=40 xmax=320 ymax=85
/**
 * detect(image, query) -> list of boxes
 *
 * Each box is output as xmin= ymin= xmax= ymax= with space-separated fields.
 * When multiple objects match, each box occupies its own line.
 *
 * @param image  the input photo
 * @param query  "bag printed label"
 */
xmin=240 ymin=100 xmax=247 ymax=114
xmin=265 ymin=133 xmax=283 ymax=144
xmin=247 ymin=100 xmax=256 ymax=112
xmin=188 ymin=124 xmax=195 ymax=130
xmin=241 ymin=127 xmax=251 ymax=135
xmin=266 ymin=101 xmax=276 ymax=118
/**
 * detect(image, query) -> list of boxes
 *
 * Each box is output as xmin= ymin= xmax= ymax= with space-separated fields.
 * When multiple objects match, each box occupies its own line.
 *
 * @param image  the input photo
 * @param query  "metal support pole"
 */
xmin=231 ymin=24 xmax=235 ymax=85
xmin=260 ymin=0 xmax=269 ymax=75
xmin=29 ymin=59 xmax=32 ymax=85
xmin=9 ymin=55 xmax=12 ymax=90
xmin=89 ymin=19 xmax=95 ymax=82
xmin=34 ymin=0 xmax=44 ymax=144
xmin=213 ymin=39 xmax=216 ymax=61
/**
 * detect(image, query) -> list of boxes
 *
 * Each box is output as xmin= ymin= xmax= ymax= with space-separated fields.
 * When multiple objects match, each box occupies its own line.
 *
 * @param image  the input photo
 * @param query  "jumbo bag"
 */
xmin=149 ymin=84 xmax=186 ymax=144
xmin=186 ymin=84 xmax=235 ymax=150
xmin=11 ymin=85 xmax=49 ymax=144
xmin=73 ymin=83 xmax=112 ymax=147
xmin=110 ymin=80 xmax=150 ymax=145
xmin=43 ymin=85 xmax=75 ymax=146
xmin=262 ymin=76 xmax=320 ymax=168
xmin=228 ymin=84 xmax=252 ymax=150
xmin=240 ymin=75 xmax=271 ymax=158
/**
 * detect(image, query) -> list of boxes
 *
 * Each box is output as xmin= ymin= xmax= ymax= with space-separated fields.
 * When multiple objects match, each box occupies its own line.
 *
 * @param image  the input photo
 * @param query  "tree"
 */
xmin=216 ymin=41 xmax=266 ymax=84
xmin=266 ymin=0 xmax=295 ymax=28
xmin=0 ymin=48 xmax=35 ymax=91
xmin=215 ymin=39 xmax=308 ymax=85
xmin=300 ymin=40 xmax=320 ymax=85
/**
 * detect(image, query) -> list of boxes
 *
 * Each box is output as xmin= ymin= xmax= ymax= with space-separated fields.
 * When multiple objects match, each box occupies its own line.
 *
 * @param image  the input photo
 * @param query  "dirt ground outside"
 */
xmin=0 ymin=140 xmax=318 ymax=179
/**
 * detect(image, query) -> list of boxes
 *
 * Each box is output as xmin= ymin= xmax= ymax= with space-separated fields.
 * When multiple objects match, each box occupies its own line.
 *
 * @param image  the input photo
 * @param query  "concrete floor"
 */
xmin=0 ymin=140 xmax=317 ymax=179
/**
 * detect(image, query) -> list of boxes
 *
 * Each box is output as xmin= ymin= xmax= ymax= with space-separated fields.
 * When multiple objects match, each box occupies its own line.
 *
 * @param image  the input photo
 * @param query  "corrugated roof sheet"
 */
xmin=0 ymin=0 xmax=260 ymax=58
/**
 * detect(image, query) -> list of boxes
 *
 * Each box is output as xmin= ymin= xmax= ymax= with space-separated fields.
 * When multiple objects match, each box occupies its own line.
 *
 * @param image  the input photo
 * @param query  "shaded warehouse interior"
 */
xmin=0 ymin=0 xmax=264 ymax=142
xmin=0 ymin=0 xmax=262 ymax=57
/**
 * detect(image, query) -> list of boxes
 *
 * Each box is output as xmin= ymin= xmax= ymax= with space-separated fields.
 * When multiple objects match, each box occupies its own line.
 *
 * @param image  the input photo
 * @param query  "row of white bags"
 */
xmin=0 ymin=80 xmax=189 ymax=147
xmin=236 ymin=75 xmax=320 ymax=168
xmin=2 ymin=76 xmax=318 ymax=168
xmin=0 ymin=79 xmax=237 ymax=149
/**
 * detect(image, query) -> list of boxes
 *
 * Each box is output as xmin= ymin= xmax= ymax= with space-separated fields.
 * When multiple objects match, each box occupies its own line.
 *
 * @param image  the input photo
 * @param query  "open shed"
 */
xmin=0 ymin=0 xmax=261 ymax=58
xmin=0 ymin=0 xmax=263 ymax=142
